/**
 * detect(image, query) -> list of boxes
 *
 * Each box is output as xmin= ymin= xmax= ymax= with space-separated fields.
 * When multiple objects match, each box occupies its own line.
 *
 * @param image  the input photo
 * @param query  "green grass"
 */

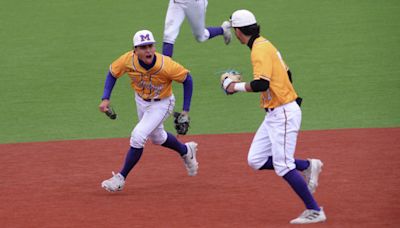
xmin=1 ymin=0 xmax=399 ymax=143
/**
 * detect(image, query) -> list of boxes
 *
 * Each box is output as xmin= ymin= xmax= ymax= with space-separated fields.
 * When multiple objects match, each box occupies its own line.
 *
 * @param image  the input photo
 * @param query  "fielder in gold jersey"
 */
xmin=99 ymin=30 xmax=198 ymax=192
xmin=110 ymin=51 xmax=188 ymax=99
xmin=222 ymin=10 xmax=327 ymax=224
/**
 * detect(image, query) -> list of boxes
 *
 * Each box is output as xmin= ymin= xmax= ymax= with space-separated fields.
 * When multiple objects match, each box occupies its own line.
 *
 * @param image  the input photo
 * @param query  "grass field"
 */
xmin=1 ymin=0 xmax=399 ymax=143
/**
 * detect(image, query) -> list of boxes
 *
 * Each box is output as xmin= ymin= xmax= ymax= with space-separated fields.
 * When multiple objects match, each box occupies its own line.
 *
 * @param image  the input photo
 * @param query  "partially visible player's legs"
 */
xmin=185 ymin=0 xmax=208 ymax=42
xmin=247 ymin=104 xmax=326 ymax=223
xmin=259 ymin=158 xmax=316 ymax=202
xmin=248 ymin=107 xmax=310 ymax=173
xmin=151 ymin=131 xmax=199 ymax=176
xmin=259 ymin=156 xmax=323 ymax=194
xmin=220 ymin=21 xmax=232 ymax=45
xmin=162 ymin=43 xmax=174 ymax=58
xmin=260 ymin=156 xmax=309 ymax=171
xmin=266 ymin=102 xmax=326 ymax=224
xmin=163 ymin=0 xmax=186 ymax=57
xmin=146 ymin=98 xmax=183 ymax=155
xmin=303 ymin=158 xmax=323 ymax=193
xmin=284 ymin=170 xmax=326 ymax=224
xmin=126 ymin=95 xmax=175 ymax=164
xmin=282 ymin=170 xmax=319 ymax=211
xmin=257 ymin=124 xmax=323 ymax=192
xmin=146 ymin=96 xmax=198 ymax=176
xmin=158 ymin=131 xmax=187 ymax=156
xmin=119 ymin=147 xmax=143 ymax=178
xmin=247 ymin=111 xmax=323 ymax=222
xmin=184 ymin=0 xmax=230 ymax=44
xmin=247 ymin=115 xmax=272 ymax=170
xmin=101 ymin=95 xmax=176 ymax=192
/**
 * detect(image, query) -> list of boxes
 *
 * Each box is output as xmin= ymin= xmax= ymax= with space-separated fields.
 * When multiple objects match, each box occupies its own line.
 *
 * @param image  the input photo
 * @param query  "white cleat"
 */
xmin=183 ymin=142 xmax=199 ymax=176
xmin=101 ymin=171 xmax=125 ymax=192
xmin=290 ymin=207 xmax=327 ymax=224
xmin=221 ymin=21 xmax=232 ymax=45
xmin=303 ymin=159 xmax=323 ymax=194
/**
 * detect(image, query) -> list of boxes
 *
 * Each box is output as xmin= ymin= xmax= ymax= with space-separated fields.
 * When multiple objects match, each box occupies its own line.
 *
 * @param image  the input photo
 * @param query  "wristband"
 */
xmin=234 ymin=82 xmax=247 ymax=92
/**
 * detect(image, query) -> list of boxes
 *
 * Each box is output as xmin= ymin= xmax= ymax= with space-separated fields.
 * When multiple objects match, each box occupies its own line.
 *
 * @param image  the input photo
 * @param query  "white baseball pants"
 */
xmin=163 ymin=0 xmax=209 ymax=43
xmin=130 ymin=94 xmax=175 ymax=148
xmin=248 ymin=101 xmax=302 ymax=176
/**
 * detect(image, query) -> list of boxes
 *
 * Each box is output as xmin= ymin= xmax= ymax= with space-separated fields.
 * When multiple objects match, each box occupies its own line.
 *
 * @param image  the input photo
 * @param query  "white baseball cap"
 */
xmin=230 ymin=9 xmax=257 ymax=27
xmin=133 ymin=30 xmax=156 ymax=47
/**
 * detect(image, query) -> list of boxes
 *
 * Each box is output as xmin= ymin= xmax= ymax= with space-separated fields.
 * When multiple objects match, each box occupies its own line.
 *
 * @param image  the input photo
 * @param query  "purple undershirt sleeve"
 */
xmin=182 ymin=73 xmax=193 ymax=112
xmin=101 ymin=71 xmax=117 ymax=100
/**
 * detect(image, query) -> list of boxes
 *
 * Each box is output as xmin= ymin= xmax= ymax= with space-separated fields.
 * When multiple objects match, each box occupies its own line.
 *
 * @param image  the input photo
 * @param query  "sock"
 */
xmin=259 ymin=157 xmax=274 ymax=170
xmin=161 ymin=132 xmax=187 ymax=156
xmin=295 ymin=159 xmax=310 ymax=171
xmin=283 ymin=169 xmax=320 ymax=211
xmin=259 ymin=156 xmax=310 ymax=171
xmin=119 ymin=147 xmax=144 ymax=178
xmin=162 ymin=42 xmax=174 ymax=57
xmin=206 ymin=27 xmax=223 ymax=39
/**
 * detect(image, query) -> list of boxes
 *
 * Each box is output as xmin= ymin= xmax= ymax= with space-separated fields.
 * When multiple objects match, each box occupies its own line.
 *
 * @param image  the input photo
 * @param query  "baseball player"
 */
xmin=221 ymin=10 xmax=326 ymax=224
xmin=99 ymin=29 xmax=198 ymax=192
xmin=162 ymin=0 xmax=231 ymax=57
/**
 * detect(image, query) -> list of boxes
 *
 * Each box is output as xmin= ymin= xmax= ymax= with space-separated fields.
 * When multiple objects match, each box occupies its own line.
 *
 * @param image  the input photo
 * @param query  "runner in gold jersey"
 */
xmin=222 ymin=9 xmax=326 ymax=224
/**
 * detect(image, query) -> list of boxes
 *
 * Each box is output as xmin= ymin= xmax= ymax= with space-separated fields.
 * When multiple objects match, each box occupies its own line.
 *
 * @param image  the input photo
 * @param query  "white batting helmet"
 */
xmin=133 ymin=30 xmax=156 ymax=47
xmin=230 ymin=9 xmax=257 ymax=27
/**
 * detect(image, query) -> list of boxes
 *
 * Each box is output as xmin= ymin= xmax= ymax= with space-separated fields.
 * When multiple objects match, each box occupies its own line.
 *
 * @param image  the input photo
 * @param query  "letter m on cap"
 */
xmin=140 ymin=34 xmax=150 ymax=42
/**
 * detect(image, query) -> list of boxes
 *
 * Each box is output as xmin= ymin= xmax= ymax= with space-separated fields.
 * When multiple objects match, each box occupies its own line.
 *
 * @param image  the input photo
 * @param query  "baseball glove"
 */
xmin=105 ymin=106 xmax=117 ymax=120
xmin=220 ymin=70 xmax=242 ymax=94
xmin=173 ymin=112 xmax=190 ymax=135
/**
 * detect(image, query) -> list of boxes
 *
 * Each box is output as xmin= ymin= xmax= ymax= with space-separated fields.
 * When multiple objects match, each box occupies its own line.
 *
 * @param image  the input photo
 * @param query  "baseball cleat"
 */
xmin=303 ymin=159 xmax=323 ymax=194
xmin=101 ymin=171 xmax=125 ymax=192
xmin=183 ymin=142 xmax=199 ymax=176
xmin=221 ymin=21 xmax=232 ymax=45
xmin=290 ymin=207 xmax=327 ymax=224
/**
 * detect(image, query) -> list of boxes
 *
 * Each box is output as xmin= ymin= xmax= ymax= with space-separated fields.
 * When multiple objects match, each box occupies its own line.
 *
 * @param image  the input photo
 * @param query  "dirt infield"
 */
xmin=1 ymin=128 xmax=399 ymax=228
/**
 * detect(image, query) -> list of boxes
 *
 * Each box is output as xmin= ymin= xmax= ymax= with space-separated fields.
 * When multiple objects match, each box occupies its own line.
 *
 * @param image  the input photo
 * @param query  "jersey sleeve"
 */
xmin=109 ymin=52 xmax=130 ymax=78
xmin=251 ymin=46 xmax=272 ymax=81
xmin=164 ymin=58 xmax=189 ymax=83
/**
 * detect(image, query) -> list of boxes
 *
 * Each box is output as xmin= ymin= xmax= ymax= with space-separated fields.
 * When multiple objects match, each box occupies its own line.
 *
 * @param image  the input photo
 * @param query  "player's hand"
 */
xmin=225 ymin=82 xmax=236 ymax=94
xmin=99 ymin=99 xmax=110 ymax=113
xmin=220 ymin=70 xmax=241 ymax=95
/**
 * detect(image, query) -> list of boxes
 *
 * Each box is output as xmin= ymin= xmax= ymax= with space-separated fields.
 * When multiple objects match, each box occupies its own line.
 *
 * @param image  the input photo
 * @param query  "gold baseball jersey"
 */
xmin=251 ymin=36 xmax=298 ymax=108
xmin=109 ymin=52 xmax=189 ymax=99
